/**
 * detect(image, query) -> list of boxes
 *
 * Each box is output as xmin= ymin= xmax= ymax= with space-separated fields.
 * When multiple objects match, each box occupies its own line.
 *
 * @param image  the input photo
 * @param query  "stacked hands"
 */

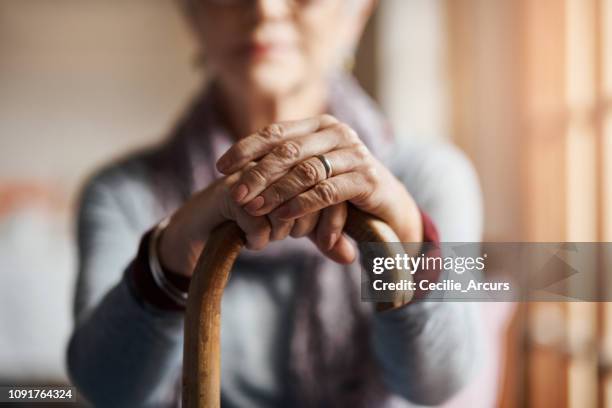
xmin=159 ymin=115 xmax=423 ymax=277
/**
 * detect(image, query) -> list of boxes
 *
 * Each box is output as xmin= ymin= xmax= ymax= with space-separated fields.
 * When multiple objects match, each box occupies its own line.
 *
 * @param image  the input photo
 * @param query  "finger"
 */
xmin=272 ymin=171 xmax=374 ymax=220
xmin=316 ymin=204 xmax=347 ymax=251
xmin=230 ymin=124 xmax=360 ymax=204
xmin=216 ymin=115 xmax=338 ymax=174
xmin=218 ymin=161 xmax=258 ymax=196
xmin=233 ymin=206 xmax=272 ymax=250
xmin=330 ymin=234 xmax=357 ymax=264
xmin=309 ymin=232 xmax=356 ymax=264
xmin=244 ymin=147 xmax=369 ymax=216
xmin=268 ymin=215 xmax=295 ymax=241
xmin=219 ymin=164 xmax=272 ymax=250
xmin=290 ymin=211 xmax=320 ymax=238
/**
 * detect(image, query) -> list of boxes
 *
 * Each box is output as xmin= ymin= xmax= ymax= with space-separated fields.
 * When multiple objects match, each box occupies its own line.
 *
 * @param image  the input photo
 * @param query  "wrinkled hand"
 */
xmin=218 ymin=165 xmax=355 ymax=264
xmin=159 ymin=115 xmax=422 ymax=278
xmin=216 ymin=115 xmax=423 ymax=251
xmin=158 ymin=161 xmax=353 ymax=277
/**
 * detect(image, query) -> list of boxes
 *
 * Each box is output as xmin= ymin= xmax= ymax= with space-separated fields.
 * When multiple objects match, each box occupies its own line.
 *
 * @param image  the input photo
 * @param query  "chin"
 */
xmin=246 ymin=62 xmax=306 ymax=96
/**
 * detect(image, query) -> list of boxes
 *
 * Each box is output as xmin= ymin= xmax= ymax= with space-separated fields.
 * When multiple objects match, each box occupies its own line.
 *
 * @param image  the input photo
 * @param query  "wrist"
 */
xmin=128 ymin=228 xmax=188 ymax=311
xmin=149 ymin=219 xmax=189 ymax=306
xmin=158 ymin=216 xmax=191 ymax=277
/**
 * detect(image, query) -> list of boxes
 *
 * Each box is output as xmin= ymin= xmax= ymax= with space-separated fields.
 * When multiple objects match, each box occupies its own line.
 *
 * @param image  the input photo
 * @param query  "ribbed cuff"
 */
xmin=412 ymin=209 xmax=442 ymax=300
xmin=128 ymin=229 xmax=191 ymax=312
xmin=420 ymin=209 xmax=440 ymax=244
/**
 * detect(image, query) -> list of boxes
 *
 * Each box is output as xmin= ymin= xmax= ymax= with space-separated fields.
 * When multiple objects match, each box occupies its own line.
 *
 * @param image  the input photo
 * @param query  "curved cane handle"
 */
xmin=182 ymin=205 xmax=410 ymax=408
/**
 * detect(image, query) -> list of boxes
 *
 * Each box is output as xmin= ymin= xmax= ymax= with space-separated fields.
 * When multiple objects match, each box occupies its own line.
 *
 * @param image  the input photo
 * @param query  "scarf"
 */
xmin=150 ymin=73 xmax=395 ymax=407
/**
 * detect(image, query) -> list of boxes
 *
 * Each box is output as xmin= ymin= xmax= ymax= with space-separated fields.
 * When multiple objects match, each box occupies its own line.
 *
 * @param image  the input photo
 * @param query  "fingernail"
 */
xmin=326 ymin=233 xmax=338 ymax=250
xmin=231 ymin=184 xmax=248 ymax=202
xmin=217 ymin=156 xmax=230 ymax=172
xmin=244 ymin=196 xmax=265 ymax=214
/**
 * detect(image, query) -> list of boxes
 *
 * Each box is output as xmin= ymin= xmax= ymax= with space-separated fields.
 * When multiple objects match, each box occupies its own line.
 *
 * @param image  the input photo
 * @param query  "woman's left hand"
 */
xmin=216 ymin=114 xmax=423 ymax=247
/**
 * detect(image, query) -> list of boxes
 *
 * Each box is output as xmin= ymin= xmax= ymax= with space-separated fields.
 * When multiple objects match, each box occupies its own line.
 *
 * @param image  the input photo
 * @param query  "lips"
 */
xmin=243 ymin=41 xmax=294 ymax=58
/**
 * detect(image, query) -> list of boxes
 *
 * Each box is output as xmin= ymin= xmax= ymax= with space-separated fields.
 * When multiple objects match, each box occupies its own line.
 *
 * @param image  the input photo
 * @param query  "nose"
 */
xmin=254 ymin=0 xmax=292 ymax=20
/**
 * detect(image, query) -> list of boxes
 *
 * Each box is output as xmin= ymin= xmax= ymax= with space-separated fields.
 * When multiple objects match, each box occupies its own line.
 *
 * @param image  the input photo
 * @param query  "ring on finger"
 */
xmin=316 ymin=154 xmax=333 ymax=179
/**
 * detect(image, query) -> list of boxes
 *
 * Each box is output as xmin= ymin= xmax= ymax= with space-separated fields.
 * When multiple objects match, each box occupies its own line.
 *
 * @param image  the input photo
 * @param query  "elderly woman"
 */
xmin=67 ymin=0 xmax=486 ymax=406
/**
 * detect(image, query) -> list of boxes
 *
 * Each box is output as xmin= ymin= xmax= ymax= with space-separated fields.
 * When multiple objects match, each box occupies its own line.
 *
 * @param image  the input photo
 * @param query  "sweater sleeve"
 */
xmin=371 ymin=142 xmax=487 ymax=405
xmin=67 ymin=170 xmax=184 ymax=407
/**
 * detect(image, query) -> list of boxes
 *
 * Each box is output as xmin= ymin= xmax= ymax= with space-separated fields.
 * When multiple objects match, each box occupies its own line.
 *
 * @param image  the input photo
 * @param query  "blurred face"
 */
xmin=185 ymin=0 xmax=371 ymax=96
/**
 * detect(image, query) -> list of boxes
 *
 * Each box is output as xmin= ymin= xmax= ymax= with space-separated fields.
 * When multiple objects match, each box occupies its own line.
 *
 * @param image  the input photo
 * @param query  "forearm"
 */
xmin=67 ymin=272 xmax=184 ymax=407
xmin=372 ymin=301 xmax=483 ymax=405
xmin=371 ymin=209 xmax=482 ymax=404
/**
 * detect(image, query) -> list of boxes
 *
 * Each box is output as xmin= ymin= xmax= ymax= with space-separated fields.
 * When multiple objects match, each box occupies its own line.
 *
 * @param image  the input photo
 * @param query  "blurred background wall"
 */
xmin=0 ymin=0 xmax=199 ymax=384
xmin=1 ymin=0 xmax=611 ymax=407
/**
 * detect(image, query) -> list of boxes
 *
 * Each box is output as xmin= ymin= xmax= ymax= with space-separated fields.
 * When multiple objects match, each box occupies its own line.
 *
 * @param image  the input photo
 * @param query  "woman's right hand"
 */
xmin=156 ymin=165 xmax=354 ymax=278
xmin=156 ymin=166 xmax=271 ymax=278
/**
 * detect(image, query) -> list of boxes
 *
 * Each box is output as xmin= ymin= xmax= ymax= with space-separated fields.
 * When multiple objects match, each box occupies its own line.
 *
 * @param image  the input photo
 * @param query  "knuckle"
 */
xmin=270 ymin=225 xmax=283 ymax=241
xmin=363 ymin=164 xmax=380 ymax=187
xmin=273 ymin=141 xmax=301 ymax=161
xmin=279 ymin=221 xmax=294 ymax=239
xmin=246 ymin=167 xmax=268 ymax=185
xmin=315 ymin=181 xmax=337 ymax=204
xmin=258 ymin=123 xmax=284 ymax=141
xmin=230 ymin=146 xmax=247 ymax=163
xmin=319 ymin=114 xmax=338 ymax=126
xmin=243 ymin=161 xmax=258 ymax=171
xmin=334 ymin=123 xmax=359 ymax=143
xmin=268 ymin=184 xmax=284 ymax=205
xmin=257 ymin=221 xmax=272 ymax=237
xmin=296 ymin=161 xmax=320 ymax=185
xmin=290 ymin=228 xmax=303 ymax=238
xmin=289 ymin=221 xmax=305 ymax=237
xmin=354 ymin=144 xmax=370 ymax=161
xmin=291 ymin=215 xmax=316 ymax=237
xmin=244 ymin=223 xmax=270 ymax=249
xmin=292 ymin=198 xmax=307 ymax=215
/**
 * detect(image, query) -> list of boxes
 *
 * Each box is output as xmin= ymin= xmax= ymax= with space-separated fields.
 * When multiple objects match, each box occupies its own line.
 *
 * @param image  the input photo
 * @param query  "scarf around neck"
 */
xmin=152 ymin=73 xmax=396 ymax=407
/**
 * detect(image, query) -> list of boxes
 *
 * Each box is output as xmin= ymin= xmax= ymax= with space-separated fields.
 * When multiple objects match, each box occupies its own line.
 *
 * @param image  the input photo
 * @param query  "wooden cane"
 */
xmin=182 ymin=205 xmax=410 ymax=408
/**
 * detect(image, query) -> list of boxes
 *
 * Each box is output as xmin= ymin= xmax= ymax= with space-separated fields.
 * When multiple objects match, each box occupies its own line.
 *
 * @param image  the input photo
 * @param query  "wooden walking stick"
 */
xmin=182 ymin=205 xmax=411 ymax=408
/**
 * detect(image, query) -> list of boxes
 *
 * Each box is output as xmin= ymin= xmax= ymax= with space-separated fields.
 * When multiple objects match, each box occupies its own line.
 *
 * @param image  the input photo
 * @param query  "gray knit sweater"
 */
xmin=67 ymin=81 xmax=486 ymax=408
